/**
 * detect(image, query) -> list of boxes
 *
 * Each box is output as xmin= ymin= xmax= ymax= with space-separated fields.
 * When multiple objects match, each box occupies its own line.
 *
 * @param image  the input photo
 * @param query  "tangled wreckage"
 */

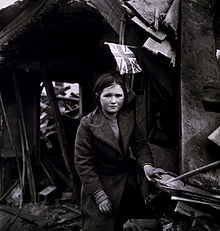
xmin=0 ymin=0 xmax=220 ymax=230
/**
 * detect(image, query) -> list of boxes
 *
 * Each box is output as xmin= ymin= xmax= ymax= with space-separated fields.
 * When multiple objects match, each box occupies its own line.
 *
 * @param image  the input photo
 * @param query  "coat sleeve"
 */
xmin=130 ymin=123 xmax=154 ymax=167
xmin=74 ymin=117 xmax=103 ymax=195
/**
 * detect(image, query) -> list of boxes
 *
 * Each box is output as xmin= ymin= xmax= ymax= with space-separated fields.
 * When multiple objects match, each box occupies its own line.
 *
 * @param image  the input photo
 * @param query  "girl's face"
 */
xmin=100 ymin=84 xmax=124 ymax=115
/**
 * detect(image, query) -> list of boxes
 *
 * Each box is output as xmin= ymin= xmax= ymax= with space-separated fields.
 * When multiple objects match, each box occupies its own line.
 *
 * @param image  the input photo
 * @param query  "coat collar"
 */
xmin=88 ymin=108 xmax=134 ymax=154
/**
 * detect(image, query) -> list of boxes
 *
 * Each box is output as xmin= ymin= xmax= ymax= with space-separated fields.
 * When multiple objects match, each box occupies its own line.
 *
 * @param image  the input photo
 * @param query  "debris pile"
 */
xmin=0 ymin=201 xmax=82 ymax=230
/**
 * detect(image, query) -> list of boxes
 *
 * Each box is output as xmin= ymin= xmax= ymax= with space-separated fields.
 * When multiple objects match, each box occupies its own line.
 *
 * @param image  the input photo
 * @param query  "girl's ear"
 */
xmin=94 ymin=93 xmax=99 ymax=103
xmin=95 ymin=93 xmax=98 ymax=99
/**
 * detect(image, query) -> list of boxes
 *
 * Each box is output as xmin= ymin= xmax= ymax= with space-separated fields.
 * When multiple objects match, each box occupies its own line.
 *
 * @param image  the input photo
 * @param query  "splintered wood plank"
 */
xmin=132 ymin=16 xmax=167 ymax=41
xmin=175 ymin=201 xmax=209 ymax=217
xmin=172 ymin=196 xmax=220 ymax=208
xmin=126 ymin=0 xmax=173 ymax=26
xmin=163 ymin=0 xmax=180 ymax=35
xmin=39 ymin=186 xmax=56 ymax=196
xmin=208 ymin=126 xmax=220 ymax=147
xmin=143 ymin=37 xmax=176 ymax=66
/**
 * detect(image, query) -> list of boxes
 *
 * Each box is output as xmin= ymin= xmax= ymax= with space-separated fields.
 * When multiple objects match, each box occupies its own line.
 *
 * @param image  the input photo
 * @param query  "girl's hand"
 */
xmin=93 ymin=189 xmax=113 ymax=216
xmin=98 ymin=198 xmax=113 ymax=215
xmin=143 ymin=164 xmax=167 ymax=181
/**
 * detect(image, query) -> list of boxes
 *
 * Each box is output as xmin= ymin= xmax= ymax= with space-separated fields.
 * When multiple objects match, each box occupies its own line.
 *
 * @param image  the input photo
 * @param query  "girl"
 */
xmin=74 ymin=71 xmax=164 ymax=230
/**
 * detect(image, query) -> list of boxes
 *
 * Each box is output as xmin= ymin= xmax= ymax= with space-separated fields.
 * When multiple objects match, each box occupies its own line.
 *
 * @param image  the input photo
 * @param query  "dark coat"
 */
xmin=74 ymin=108 xmax=153 ymax=231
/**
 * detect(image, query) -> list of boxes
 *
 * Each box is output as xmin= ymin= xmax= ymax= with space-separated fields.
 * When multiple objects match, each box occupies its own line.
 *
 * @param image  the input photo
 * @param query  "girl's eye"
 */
xmin=104 ymin=94 xmax=112 ymax=97
xmin=102 ymin=93 xmax=124 ymax=98
xmin=116 ymin=94 xmax=123 ymax=97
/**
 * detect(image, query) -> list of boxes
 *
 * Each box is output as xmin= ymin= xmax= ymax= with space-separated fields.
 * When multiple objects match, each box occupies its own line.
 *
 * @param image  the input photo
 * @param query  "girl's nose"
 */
xmin=110 ymin=96 xmax=116 ymax=103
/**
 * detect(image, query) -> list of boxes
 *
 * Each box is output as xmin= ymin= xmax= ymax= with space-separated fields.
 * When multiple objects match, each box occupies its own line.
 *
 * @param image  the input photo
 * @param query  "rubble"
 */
xmin=0 ymin=201 xmax=82 ymax=230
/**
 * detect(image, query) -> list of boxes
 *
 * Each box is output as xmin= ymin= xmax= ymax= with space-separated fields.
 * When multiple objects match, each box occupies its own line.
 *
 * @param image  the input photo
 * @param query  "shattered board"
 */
xmin=208 ymin=126 xmax=220 ymax=147
xmin=126 ymin=0 xmax=174 ymax=26
xmin=153 ymin=174 xmax=220 ymax=207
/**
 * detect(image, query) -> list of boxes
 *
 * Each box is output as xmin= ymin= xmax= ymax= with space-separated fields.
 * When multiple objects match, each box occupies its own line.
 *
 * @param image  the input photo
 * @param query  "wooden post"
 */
xmin=13 ymin=74 xmax=37 ymax=203
xmin=0 ymin=90 xmax=23 ymax=198
xmin=0 ymin=113 xmax=3 ymax=196
xmin=0 ymin=156 xmax=4 ymax=197
xmin=40 ymin=62 xmax=79 ymax=204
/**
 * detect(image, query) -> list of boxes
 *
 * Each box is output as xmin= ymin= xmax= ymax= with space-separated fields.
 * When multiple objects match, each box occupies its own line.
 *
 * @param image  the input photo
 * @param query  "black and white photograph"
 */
xmin=0 ymin=0 xmax=220 ymax=230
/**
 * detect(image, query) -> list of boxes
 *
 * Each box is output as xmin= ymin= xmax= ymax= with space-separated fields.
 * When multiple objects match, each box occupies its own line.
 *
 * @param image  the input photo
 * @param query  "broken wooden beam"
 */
xmin=40 ymin=162 xmax=55 ymax=186
xmin=154 ymin=173 xmax=220 ymax=208
xmin=0 ymin=179 xmax=19 ymax=202
xmin=0 ymin=90 xmax=22 ymax=198
xmin=41 ymin=62 xmax=79 ymax=204
xmin=48 ymin=160 xmax=72 ymax=187
xmin=0 ymin=206 xmax=38 ymax=225
xmin=166 ymin=160 xmax=220 ymax=183
xmin=62 ymin=204 xmax=81 ymax=216
xmin=13 ymin=74 xmax=36 ymax=203
xmin=174 ymin=201 xmax=212 ymax=217
xmin=172 ymin=196 xmax=220 ymax=208
xmin=19 ymin=119 xmax=26 ymax=201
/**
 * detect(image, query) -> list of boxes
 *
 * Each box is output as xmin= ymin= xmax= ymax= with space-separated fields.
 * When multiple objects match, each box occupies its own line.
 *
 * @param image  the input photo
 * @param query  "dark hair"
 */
xmin=92 ymin=70 xmax=128 ymax=107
